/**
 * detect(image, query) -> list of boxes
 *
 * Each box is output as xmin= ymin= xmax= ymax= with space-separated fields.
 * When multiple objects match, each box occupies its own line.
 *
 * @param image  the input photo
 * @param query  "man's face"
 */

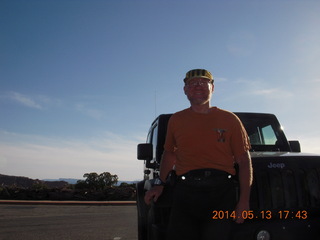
xmin=184 ymin=78 xmax=214 ymax=105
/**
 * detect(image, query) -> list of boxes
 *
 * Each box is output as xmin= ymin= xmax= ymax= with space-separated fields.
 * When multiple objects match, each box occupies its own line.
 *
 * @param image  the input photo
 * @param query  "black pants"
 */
xmin=166 ymin=172 xmax=237 ymax=240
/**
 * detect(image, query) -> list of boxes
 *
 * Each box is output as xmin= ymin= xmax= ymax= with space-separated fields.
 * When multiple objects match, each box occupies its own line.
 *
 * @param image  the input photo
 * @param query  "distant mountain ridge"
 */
xmin=0 ymin=174 xmax=68 ymax=189
xmin=42 ymin=178 xmax=80 ymax=185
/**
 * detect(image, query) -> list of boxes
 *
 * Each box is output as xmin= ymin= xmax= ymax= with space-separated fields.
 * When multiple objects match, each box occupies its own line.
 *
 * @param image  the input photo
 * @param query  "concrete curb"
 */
xmin=0 ymin=200 xmax=136 ymax=206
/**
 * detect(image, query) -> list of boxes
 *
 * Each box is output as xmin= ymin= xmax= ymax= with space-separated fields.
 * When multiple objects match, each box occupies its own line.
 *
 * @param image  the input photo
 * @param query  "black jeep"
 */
xmin=136 ymin=113 xmax=320 ymax=240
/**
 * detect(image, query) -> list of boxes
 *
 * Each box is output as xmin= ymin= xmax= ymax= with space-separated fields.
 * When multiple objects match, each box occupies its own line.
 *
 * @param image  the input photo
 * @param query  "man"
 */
xmin=145 ymin=69 xmax=253 ymax=240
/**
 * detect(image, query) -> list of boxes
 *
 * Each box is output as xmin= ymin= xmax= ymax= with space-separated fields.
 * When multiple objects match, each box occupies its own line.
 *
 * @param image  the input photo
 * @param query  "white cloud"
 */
xmin=252 ymin=88 xmax=293 ymax=99
xmin=0 ymin=131 xmax=145 ymax=181
xmin=7 ymin=91 xmax=43 ymax=109
xmin=217 ymin=78 xmax=294 ymax=105
xmin=2 ymin=91 xmax=62 ymax=110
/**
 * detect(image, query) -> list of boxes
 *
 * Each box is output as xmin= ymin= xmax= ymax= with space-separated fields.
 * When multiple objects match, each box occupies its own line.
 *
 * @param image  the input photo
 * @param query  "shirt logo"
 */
xmin=214 ymin=128 xmax=227 ymax=142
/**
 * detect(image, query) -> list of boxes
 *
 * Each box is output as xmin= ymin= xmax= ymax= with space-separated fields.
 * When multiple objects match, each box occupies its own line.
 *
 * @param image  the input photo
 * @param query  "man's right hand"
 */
xmin=144 ymin=185 xmax=164 ymax=205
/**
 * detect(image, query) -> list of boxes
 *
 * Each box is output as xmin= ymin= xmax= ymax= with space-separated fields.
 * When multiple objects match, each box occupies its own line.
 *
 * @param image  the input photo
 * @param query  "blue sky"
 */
xmin=1 ymin=0 xmax=320 ymax=181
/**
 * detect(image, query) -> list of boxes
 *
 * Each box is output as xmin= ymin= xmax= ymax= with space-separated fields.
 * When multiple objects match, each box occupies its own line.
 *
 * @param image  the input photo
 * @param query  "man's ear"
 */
xmin=210 ymin=83 xmax=214 ymax=93
xmin=183 ymin=85 xmax=187 ymax=95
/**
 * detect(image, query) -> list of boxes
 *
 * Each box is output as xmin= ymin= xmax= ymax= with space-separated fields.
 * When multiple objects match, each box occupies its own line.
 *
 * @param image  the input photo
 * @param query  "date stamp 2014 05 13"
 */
xmin=212 ymin=210 xmax=308 ymax=220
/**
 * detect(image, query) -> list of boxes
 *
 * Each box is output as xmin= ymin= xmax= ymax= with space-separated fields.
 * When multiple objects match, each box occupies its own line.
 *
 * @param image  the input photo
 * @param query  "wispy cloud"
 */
xmin=7 ymin=91 xmax=43 ymax=109
xmin=252 ymin=88 xmax=293 ymax=99
xmin=230 ymin=78 xmax=294 ymax=100
xmin=1 ymin=91 xmax=62 ymax=110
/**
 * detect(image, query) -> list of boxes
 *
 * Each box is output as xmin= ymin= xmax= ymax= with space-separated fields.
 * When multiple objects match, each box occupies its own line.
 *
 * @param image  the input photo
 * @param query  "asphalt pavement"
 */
xmin=0 ymin=202 xmax=137 ymax=240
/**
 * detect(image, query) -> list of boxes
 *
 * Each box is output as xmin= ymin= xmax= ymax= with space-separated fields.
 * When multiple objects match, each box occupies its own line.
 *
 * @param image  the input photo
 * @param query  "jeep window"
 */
xmin=250 ymin=124 xmax=277 ymax=145
xmin=147 ymin=123 xmax=158 ymax=142
xmin=236 ymin=113 xmax=291 ymax=152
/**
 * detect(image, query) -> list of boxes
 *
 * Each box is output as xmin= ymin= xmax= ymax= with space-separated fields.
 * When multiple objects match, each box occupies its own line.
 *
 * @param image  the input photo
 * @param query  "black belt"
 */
xmin=177 ymin=168 xmax=232 ymax=182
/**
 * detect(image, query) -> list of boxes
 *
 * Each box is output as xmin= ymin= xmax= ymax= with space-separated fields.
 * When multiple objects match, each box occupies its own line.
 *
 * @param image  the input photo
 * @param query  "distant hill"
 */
xmin=42 ymin=178 xmax=81 ymax=185
xmin=0 ymin=174 xmax=68 ymax=189
xmin=117 ymin=181 xmax=138 ymax=186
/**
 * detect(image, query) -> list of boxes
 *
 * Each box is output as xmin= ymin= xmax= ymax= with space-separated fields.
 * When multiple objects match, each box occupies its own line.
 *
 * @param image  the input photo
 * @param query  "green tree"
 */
xmin=83 ymin=172 xmax=99 ymax=188
xmin=75 ymin=172 xmax=118 ymax=190
xmin=98 ymin=172 xmax=118 ymax=188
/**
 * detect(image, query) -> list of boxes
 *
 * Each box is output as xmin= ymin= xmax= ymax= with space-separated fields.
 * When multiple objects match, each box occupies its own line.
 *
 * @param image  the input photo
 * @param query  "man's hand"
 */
xmin=234 ymin=200 xmax=250 ymax=224
xmin=144 ymin=186 xmax=164 ymax=205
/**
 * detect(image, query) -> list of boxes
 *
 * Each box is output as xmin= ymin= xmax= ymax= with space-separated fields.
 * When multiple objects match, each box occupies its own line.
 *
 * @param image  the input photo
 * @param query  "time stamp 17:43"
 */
xmin=212 ymin=210 xmax=308 ymax=220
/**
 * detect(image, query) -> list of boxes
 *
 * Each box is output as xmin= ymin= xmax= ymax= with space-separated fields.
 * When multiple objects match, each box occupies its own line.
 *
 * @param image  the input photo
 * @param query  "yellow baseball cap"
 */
xmin=184 ymin=69 xmax=214 ymax=83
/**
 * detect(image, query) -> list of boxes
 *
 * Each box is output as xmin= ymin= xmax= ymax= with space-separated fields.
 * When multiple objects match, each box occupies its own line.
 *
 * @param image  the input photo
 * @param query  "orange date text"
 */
xmin=212 ymin=210 xmax=308 ymax=220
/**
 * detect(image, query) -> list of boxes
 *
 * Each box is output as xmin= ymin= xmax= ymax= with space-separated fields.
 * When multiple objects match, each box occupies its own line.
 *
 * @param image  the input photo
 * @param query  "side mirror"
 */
xmin=137 ymin=143 xmax=153 ymax=160
xmin=289 ymin=140 xmax=301 ymax=153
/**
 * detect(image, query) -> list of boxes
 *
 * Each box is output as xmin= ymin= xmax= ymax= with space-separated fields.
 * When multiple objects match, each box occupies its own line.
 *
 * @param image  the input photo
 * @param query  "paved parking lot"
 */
xmin=0 ymin=203 xmax=137 ymax=240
